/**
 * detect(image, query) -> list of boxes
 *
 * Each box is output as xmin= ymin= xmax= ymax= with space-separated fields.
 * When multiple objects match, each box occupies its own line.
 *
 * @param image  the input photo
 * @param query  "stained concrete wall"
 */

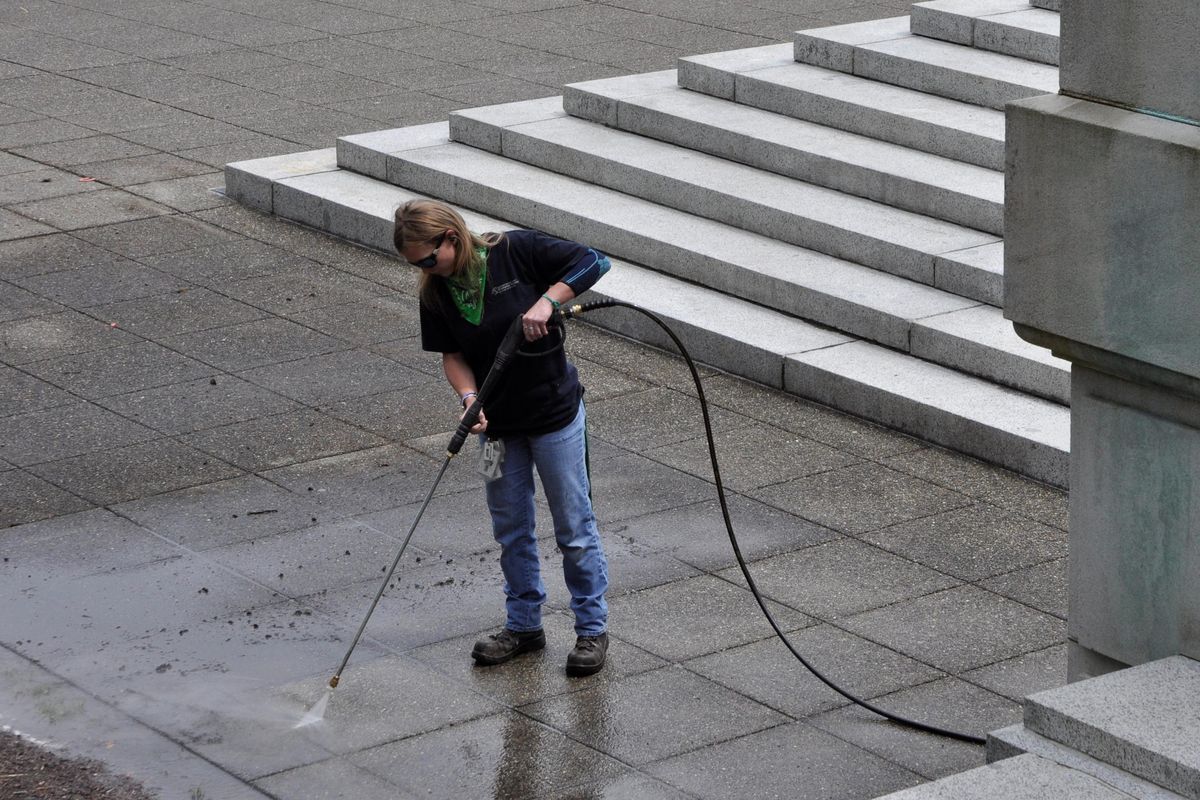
xmin=1060 ymin=0 xmax=1200 ymax=123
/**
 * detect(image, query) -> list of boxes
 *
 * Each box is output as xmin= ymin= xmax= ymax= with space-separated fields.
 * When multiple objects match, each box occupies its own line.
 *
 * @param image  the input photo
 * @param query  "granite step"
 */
xmin=349 ymin=123 xmax=1066 ymax=404
xmin=1022 ymin=656 xmax=1200 ymax=798
xmin=223 ymin=147 xmax=1068 ymax=486
xmin=349 ymin=129 xmax=973 ymax=352
xmin=430 ymin=98 xmax=1001 ymax=292
xmin=911 ymin=0 xmax=1060 ymax=66
xmin=988 ymin=725 xmax=1189 ymax=800
xmin=676 ymin=50 xmax=1006 ymax=171
xmin=875 ymin=752 xmax=1140 ymax=800
xmin=556 ymin=72 xmax=1005 ymax=235
xmin=794 ymin=18 xmax=1059 ymax=110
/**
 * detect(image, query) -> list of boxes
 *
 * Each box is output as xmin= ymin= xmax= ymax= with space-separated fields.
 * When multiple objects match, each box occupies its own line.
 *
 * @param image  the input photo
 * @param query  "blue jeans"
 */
xmin=484 ymin=401 xmax=608 ymax=636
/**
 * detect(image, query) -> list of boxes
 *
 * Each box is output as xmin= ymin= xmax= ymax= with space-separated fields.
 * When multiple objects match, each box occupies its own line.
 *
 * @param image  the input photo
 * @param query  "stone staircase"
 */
xmin=880 ymin=656 xmax=1200 ymax=799
xmin=226 ymin=1 xmax=1072 ymax=486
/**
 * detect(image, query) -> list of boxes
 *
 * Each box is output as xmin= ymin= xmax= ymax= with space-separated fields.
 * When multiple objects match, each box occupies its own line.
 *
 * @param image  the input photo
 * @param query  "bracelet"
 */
xmin=460 ymin=391 xmax=477 ymax=408
xmin=541 ymin=293 xmax=561 ymax=310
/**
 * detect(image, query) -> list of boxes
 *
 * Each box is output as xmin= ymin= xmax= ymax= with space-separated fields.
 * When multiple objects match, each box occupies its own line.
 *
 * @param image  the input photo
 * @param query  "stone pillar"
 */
xmin=1004 ymin=0 xmax=1200 ymax=680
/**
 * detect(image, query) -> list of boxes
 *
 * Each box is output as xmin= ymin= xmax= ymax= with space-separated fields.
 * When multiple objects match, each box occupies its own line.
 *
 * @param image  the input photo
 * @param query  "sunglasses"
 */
xmin=410 ymin=233 xmax=446 ymax=269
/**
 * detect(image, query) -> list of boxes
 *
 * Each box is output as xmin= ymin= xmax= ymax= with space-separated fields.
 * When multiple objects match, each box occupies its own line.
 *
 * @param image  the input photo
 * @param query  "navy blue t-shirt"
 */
xmin=420 ymin=230 xmax=610 ymax=437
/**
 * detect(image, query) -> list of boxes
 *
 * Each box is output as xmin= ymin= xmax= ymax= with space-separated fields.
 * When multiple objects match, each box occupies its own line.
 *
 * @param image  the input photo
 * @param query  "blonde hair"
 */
xmin=393 ymin=198 xmax=502 ymax=312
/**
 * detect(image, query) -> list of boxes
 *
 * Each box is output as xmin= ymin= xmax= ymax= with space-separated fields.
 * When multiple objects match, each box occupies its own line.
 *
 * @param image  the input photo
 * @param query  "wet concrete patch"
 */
xmin=349 ymin=711 xmax=627 ymax=800
xmin=520 ymin=665 xmax=787 ymax=765
xmin=647 ymin=720 xmax=923 ymax=800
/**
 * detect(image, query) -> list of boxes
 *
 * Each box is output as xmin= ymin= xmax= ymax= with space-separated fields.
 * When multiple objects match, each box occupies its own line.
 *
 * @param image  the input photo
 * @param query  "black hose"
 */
xmin=563 ymin=299 xmax=987 ymax=746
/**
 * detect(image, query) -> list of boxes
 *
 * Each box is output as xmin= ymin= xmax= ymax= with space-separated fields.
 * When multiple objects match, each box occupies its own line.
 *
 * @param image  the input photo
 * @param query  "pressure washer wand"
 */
xmin=327 ymin=316 xmax=528 ymax=690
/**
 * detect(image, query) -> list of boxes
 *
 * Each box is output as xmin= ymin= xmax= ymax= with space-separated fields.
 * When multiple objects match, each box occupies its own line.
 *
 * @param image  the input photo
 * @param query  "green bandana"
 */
xmin=447 ymin=246 xmax=488 ymax=325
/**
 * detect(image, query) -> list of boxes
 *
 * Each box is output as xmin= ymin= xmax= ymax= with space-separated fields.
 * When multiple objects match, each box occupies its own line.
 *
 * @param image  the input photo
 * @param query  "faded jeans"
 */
xmin=484 ymin=401 xmax=608 ymax=636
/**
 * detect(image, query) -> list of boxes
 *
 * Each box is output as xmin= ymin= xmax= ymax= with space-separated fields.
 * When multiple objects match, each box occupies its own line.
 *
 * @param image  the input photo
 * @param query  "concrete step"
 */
xmin=794 ymin=19 xmax=1059 ymax=110
xmin=1031 ymin=0 xmax=1059 ymax=10
xmin=355 ymin=125 xmax=1067 ymax=406
xmin=876 ymin=752 xmax=1139 ymax=799
xmin=911 ymin=0 xmax=1060 ymax=66
xmin=436 ymin=97 xmax=999 ymax=293
xmin=785 ymin=339 xmax=1066 ymax=486
xmin=1023 ymin=656 xmax=1200 ymax=798
xmin=355 ymin=131 xmax=975 ymax=353
xmin=989 ymin=725 xmax=1189 ymax=800
xmin=677 ymin=50 xmax=1006 ymax=171
xmin=223 ymin=146 xmax=1068 ymax=486
xmin=558 ymin=72 xmax=1004 ymax=235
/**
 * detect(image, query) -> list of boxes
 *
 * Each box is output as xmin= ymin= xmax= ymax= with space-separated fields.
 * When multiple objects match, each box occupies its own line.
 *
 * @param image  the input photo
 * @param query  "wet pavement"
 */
xmin=0 ymin=1 xmax=1068 ymax=798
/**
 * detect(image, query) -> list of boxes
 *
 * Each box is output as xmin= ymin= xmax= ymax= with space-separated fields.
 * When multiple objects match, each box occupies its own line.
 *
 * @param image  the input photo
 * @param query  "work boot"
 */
xmin=471 ymin=628 xmax=546 ymax=666
xmin=566 ymin=633 xmax=608 ymax=677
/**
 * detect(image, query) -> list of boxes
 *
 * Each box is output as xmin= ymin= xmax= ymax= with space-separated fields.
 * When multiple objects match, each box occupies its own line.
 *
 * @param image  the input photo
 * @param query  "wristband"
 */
xmin=541 ymin=293 xmax=561 ymax=310
xmin=460 ymin=391 xmax=477 ymax=408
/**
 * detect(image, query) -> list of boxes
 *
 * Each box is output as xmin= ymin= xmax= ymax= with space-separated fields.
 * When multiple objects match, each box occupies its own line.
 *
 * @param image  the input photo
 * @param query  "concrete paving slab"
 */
xmin=0 ymin=231 xmax=130 ymax=278
xmin=609 ymin=493 xmax=839 ymax=572
xmin=159 ymin=317 xmax=349 ymax=372
xmin=237 ymin=349 xmax=427 ymax=406
xmin=587 ymin=385 xmax=745 ymax=451
xmin=1 ymin=507 xmax=183 ymax=585
xmin=0 ymin=166 xmax=104 ymax=205
xmin=859 ymin=504 xmax=1066 ymax=581
xmin=963 ymin=643 xmax=1067 ymax=703
xmin=882 ymin=446 xmax=1067 ymax=531
xmin=23 ymin=341 xmax=215 ymax=399
xmin=648 ymin=719 xmax=924 ymax=800
xmin=586 ymin=452 xmax=721 ymax=525
xmin=718 ymin=537 xmax=961 ymax=619
xmin=808 ymin=678 xmax=1018 ymax=780
xmin=650 ymin=420 xmax=862 ymax=492
xmin=283 ymin=295 xmax=422 ymax=345
xmin=26 ymin=437 xmax=244 ymax=505
xmin=685 ymin=622 xmax=946 ymax=718
xmin=10 ymin=133 xmax=153 ymax=166
xmin=13 ymin=258 xmax=190 ymax=307
xmin=699 ymin=373 xmax=926 ymax=461
xmin=751 ymin=460 xmax=970 ymax=535
xmin=0 ymin=208 xmax=56 ymax=239
xmin=606 ymin=573 xmax=813 ymax=661
xmin=10 ymin=188 xmax=173 ymax=231
xmin=0 ymin=309 xmax=139 ymax=364
xmin=0 ymin=467 xmax=94 ymax=527
xmin=86 ymin=288 xmax=268 ymax=339
xmin=205 ymin=518 xmax=433 ymax=598
xmin=111 ymin=474 xmax=328 ymax=551
xmin=126 ymin=173 xmax=231 ymax=213
xmin=70 ymin=212 xmax=241 ymax=258
xmin=322 ymin=379 xmax=467 ymax=443
xmin=0 ymin=283 xmax=65 ymax=322
xmin=181 ymin=409 xmax=389 ymax=472
xmin=841 ymin=585 xmax=1066 ymax=673
xmin=978 ymin=557 xmax=1066 ymax=619
xmin=0 ymin=364 xmax=76 ymax=415
xmin=0 ymin=401 xmax=158 ymax=467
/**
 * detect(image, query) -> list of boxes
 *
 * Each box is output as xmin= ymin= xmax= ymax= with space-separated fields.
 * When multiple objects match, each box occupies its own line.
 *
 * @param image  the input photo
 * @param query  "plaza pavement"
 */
xmin=0 ymin=1 xmax=1069 ymax=798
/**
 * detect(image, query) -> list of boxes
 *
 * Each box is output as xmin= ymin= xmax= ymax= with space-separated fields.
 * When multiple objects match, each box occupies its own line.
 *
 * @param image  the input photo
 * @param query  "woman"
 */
xmin=394 ymin=198 xmax=612 ymax=677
